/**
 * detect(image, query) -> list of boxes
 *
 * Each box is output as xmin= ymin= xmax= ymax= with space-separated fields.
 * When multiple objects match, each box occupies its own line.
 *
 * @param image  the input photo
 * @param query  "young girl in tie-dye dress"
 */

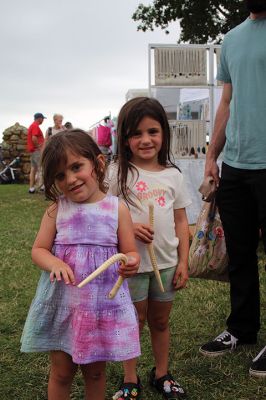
xmin=21 ymin=130 xmax=140 ymax=400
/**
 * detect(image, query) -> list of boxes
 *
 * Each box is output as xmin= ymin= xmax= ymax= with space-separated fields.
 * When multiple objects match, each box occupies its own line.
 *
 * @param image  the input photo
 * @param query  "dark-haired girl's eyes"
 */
xmin=148 ymin=128 xmax=159 ymax=135
xmin=72 ymin=163 xmax=81 ymax=172
xmin=131 ymin=131 xmax=141 ymax=137
xmin=131 ymin=128 xmax=160 ymax=137
xmin=55 ymin=172 xmax=65 ymax=181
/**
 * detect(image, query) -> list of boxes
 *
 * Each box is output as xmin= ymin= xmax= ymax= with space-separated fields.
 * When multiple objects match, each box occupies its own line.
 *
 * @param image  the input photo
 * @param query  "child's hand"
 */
xmin=50 ymin=263 xmax=76 ymax=285
xmin=173 ymin=262 xmax=189 ymax=290
xmin=118 ymin=253 xmax=140 ymax=278
xmin=133 ymin=223 xmax=154 ymax=243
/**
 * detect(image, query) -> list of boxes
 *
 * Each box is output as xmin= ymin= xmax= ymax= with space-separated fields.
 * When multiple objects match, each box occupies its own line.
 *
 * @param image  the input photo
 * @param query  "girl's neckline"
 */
xmin=130 ymin=163 xmax=168 ymax=173
xmin=65 ymin=194 xmax=109 ymax=206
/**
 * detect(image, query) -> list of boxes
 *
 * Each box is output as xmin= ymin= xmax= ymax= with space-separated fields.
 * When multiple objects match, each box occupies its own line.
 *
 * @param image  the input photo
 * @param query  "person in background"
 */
xmin=200 ymin=0 xmax=266 ymax=379
xmin=64 ymin=121 xmax=73 ymax=130
xmin=97 ymin=117 xmax=112 ymax=157
xmin=45 ymin=114 xmax=66 ymax=140
xmin=27 ymin=113 xmax=45 ymax=194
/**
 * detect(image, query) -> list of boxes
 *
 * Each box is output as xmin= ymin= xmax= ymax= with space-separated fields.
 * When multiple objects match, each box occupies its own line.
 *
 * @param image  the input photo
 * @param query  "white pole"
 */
xmin=148 ymin=44 xmax=152 ymax=97
xmin=209 ymin=45 xmax=215 ymax=141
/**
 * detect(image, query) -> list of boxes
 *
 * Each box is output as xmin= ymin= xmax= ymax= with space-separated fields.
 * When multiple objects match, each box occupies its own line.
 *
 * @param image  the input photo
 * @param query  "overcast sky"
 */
xmin=0 ymin=0 xmax=182 ymax=140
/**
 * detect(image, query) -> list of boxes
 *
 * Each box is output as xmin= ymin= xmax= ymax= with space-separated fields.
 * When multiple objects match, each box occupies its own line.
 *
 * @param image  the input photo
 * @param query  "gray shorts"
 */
xmin=30 ymin=150 xmax=41 ymax=168
xmin=127 ymin=266 xmax=176 ymax=303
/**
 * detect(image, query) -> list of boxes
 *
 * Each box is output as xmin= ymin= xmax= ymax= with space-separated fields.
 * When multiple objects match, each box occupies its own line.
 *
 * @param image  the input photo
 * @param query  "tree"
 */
xmin=132 ymin=1 xmax=249 ymax=43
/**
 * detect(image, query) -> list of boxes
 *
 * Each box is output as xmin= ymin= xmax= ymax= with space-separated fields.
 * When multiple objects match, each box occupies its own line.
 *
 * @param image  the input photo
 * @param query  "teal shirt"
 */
xmin=217 ymin=17 xmax=266 ymax=169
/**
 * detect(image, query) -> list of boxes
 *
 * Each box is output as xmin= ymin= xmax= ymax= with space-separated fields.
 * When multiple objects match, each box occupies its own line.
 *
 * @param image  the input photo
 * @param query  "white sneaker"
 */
xmin=199 ymin=330 xmax=238 ymax=356
xmin=249 ymin=345 xmax=266 ymax=378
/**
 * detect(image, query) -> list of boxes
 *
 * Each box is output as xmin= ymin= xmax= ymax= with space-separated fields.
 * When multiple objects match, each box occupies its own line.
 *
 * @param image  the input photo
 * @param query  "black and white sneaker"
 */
xmin=249 ymin=345 xmax=266 ymax=378
xmin=199 ymin=330 xmax=238 ymax=357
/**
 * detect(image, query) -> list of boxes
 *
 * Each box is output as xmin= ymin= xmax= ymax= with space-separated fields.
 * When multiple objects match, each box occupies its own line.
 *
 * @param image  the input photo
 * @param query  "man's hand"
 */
xmin=205 ymin=157 xmax=220 ymax=187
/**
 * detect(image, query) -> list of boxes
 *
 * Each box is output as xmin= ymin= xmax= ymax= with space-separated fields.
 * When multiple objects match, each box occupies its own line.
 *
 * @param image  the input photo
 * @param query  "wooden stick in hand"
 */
xmin=147 ymin=203 xmax=165 ymax=293
xmin=77 ymin=253 xmax=128 ymax=299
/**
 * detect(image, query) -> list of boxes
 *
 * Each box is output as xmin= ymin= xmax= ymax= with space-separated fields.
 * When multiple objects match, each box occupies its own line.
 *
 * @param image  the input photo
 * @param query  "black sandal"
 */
xmin=112 ymin=377 xmax=142 ymax=400
xmin=150 ymin=367 xmax=187 ymax=399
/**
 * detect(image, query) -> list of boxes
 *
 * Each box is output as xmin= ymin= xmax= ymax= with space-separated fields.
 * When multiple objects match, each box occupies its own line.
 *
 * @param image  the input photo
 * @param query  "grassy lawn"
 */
xmin=0 ymin=184 xmax=266 ymax=399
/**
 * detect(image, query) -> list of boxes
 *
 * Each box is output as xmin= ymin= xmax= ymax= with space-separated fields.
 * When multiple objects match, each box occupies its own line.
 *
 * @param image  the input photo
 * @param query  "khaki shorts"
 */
xmin=30 ymin=150 xmax=41 ymax=168
xmin=127 ymin=266 xmax=176 ymax=303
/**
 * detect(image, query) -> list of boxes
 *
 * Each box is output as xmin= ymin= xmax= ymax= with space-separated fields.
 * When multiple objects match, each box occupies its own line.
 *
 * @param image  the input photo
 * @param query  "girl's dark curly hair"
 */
xmin=42 ymin=129 xmax=107 ymax=203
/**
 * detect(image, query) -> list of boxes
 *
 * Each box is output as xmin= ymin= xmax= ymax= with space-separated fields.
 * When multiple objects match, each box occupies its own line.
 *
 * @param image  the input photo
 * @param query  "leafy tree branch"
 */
xmin=132 ymin=1 xmax=249 ymax=43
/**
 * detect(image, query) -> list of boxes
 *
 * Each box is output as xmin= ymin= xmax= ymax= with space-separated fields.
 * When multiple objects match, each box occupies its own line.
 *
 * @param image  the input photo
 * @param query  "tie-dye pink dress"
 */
xmin=21 ymin=195 xmax=140 ymax=364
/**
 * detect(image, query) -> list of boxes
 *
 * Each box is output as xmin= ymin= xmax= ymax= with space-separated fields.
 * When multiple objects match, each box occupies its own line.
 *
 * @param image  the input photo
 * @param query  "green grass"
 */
xmin=0 ymin=184 xmax=265 ymax=399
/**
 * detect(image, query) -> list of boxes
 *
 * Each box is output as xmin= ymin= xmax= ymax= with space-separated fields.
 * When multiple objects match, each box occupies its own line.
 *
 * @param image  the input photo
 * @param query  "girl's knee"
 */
xmin=49 ymin=357 xmax=77 ymax=387
xmin=148 ymin=317 xmax=169 ymax=332
xmin=81 ymin=362 xmax=106 ymax=382
xmin=50 ymin=369 xmax=75 ymax=386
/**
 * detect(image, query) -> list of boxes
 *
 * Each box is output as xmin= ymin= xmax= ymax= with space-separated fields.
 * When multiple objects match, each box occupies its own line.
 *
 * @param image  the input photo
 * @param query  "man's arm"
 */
xmin=32 ymin=134 xmax=39 ymax=147
xmin=31 ymin=124 xmax=43 ymax=149
xmin=205 ymin=82 xmax=232 ymax=185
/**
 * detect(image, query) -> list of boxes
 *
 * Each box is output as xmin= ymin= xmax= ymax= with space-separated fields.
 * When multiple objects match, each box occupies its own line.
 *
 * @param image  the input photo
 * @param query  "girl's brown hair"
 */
xmin=42 ymin=129 xmax=107 ymax=202
xmin=116 ymin=97 xmax=177 ymax=206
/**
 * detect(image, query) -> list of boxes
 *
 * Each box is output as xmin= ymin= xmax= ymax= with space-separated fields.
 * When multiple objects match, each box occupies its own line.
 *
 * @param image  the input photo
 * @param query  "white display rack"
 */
xmin=148 ymin=44 xmax=221 ymax=145
xmin=169 ymin=120 xmax=206 ymax=157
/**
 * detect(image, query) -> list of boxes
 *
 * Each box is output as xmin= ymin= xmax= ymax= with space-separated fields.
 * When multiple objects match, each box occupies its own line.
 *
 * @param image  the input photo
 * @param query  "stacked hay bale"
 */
xmin=1 ymin=123 xmax=30 ymax=183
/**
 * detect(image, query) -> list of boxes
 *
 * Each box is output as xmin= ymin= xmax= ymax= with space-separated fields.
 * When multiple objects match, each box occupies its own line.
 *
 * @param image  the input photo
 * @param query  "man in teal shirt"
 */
xmin=200 ymin=0 xmax=266 ymax=378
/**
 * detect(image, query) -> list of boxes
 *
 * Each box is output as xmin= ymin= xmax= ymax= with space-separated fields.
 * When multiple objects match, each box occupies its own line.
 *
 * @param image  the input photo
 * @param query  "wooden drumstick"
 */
xmin=77 ymin=253 xmax=128 ymax=299
xmin=148 ymin=203 xmax=165 ymax=293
